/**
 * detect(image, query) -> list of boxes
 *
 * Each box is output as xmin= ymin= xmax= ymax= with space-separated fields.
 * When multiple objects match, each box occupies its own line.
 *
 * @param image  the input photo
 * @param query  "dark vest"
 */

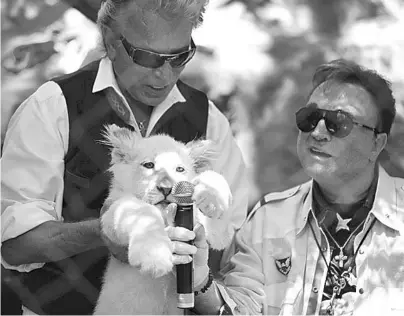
xmin=19 ymin=60 xmax=209 ymax=315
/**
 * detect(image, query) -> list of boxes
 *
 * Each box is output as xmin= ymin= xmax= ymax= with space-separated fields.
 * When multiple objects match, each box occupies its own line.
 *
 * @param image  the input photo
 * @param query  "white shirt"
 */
xmin=1 ymin=57 xmax=249 ymax=272
xmin=218 ymin=167 xmax=404 ymax=315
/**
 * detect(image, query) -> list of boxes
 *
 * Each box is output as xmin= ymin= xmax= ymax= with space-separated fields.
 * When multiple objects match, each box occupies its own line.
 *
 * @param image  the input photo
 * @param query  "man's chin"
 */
xmin=304 ymin=163 xmax=335 ymax=181
xmin=138 ymin=88 xmax=172 ymax=107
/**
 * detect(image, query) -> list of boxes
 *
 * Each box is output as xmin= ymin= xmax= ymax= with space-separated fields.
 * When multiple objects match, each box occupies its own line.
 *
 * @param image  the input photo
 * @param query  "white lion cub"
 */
xmin=94 ymin=124 xmax=233 ymax=315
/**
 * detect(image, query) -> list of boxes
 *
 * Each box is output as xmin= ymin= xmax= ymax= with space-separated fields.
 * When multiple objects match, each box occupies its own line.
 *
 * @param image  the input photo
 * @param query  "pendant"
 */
xmin=341 ymin=269 xmax=357 ymax=286
xmin=335 ymin=248 xmax=348 ymax=268
xmin=335 ymin=213 xmax=351 ymax=232
xmin=326 ymin=276 xmax=347 ymax=315
xmin=326 ymin=286 xmax=339 ymax=315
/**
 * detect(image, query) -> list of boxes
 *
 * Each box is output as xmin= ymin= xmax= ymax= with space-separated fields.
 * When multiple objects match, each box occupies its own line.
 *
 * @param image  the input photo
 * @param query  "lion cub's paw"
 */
xmin=192 ymin=170 xmax=232 ymax=219
xmin=128 ymin=235 xmax=173 ymax=278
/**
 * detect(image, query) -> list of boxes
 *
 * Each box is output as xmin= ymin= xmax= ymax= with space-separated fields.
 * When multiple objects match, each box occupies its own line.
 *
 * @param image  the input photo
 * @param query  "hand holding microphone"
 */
xmin=171 ymin=181 xmax=210 ymax=309
xmin=172 ymin=181 xmax=195 ymax=309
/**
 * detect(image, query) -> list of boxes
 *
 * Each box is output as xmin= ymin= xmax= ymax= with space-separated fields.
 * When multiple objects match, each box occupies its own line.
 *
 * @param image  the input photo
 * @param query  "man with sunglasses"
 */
xmin=180 ymin=59 xmax=403 ymax=315
xmin=1 ymin=0 xmax=248 ymax=314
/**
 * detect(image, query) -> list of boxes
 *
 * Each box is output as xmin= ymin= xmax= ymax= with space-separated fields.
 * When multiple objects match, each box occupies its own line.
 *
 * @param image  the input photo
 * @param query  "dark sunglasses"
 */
xmin=295 ymin=106 xmax=379 ymax=138
xmin=120 ymin=35 xmax=196 ymax=69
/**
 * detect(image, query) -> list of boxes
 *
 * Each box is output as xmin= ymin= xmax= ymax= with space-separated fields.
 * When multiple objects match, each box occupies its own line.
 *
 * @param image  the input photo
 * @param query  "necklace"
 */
xmin=308 ymin=215 xmax=376 ymax=315
xmin=322 ymin=218 xmax=365 ymax=268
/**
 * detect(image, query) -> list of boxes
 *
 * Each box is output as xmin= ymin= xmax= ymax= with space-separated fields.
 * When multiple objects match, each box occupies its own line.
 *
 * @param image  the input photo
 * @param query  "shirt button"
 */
xmin=385 ymin=214 xmax=390 ymax=218
xmin=359 ymin=288 xmax=364 ymax=294
xmin=312 ymin=287 xmax=318 ymax=293
xmin=321 ymin=246 xmax=327 ymax=252
xmin=359 ymin=248 xmax=364 ymax=254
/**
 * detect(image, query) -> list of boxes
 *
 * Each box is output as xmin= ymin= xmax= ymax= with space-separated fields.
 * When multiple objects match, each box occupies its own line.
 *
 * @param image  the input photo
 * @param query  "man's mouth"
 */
xmin=148 ymin=85 xmax=168 ymax=91
xmin=309 ymin=147 xmax=332 ymax=158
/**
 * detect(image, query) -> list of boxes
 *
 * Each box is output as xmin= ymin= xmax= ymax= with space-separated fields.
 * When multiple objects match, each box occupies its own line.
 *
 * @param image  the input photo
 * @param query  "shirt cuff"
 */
xmin=216 ymin=282 xmax=238 ymax=314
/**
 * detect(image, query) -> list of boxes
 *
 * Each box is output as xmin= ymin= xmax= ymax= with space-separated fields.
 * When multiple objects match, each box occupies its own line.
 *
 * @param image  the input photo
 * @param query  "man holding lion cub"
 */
xmin=1 ymin=0 xmax=248 ymax=314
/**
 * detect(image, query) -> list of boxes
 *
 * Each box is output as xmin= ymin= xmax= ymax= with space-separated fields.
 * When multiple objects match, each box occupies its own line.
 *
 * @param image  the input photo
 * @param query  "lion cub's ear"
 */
xmin=101 ymin=124 xmax=138 ymax=163
xmin=186 ymin=139 xmax=216 ymax=173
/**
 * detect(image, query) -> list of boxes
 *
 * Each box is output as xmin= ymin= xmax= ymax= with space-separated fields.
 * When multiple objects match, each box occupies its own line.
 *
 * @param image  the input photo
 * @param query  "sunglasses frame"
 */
xmin=120 ymin=35 xmax=196 ymax=69
xmin=295 ymin=107 xmax=379 ymax=138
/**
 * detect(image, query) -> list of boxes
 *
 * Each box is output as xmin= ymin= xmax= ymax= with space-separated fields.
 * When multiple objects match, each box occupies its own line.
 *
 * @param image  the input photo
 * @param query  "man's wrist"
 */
xmin=194 ymin=265 xmax=210 ymax=290
xmin=193 ymin=278 xmax=227 ymax=315
xmin=194 ymin=269 xmax=213 ymax=296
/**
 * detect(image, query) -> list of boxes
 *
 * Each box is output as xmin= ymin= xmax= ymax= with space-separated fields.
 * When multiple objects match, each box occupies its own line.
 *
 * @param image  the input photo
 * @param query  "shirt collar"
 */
xmin=296 ymin=166 xmax=402 ymax=235
xmin=311 ymin=169 xmax=378 ymax=230
xmin=146 ymin=83 xmax=185 ymax=136
xmin=93 ymin=57 xmax=125 ymax=98
xmin=92 ymin=57 xmax=186 ymax=136
xmin=371 ymin=166 xmax=403 ymax=232
xmin=296 ymin=181 xmax=313 ymax=236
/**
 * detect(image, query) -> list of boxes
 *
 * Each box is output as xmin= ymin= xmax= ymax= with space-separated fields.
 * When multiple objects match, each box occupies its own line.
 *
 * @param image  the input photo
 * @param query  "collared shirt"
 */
xmin=1 ymin=57 xmax=249 ymax=272
xmin=218 ymin=166 xmax=404 ymax=315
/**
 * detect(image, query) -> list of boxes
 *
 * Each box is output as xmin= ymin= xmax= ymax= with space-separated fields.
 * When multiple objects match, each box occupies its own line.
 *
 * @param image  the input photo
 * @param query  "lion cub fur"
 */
xmin=94 ymin=125 xmax=233 ymax=315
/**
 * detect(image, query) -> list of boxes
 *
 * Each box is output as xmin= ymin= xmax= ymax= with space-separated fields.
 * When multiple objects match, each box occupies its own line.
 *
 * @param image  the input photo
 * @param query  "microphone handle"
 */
xmin=175 ymin=202 xmax=194 ymax=309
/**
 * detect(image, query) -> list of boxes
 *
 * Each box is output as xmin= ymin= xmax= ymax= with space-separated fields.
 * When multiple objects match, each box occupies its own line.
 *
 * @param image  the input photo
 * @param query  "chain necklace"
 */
xmin=322 ymin=218 xmax=365 ymax=269
xmin=308 ymin=215 xmax=376 ymax=315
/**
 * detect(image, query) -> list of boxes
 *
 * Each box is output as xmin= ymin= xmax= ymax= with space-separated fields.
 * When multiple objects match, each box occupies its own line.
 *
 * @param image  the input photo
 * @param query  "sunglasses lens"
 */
xmin=326 ymin=111 xmax=353 ymax=138
xmin=296 ymin=107 xmax=322 ymax=132
xmin=296 ymin=107 xmax=355 ymax=138
xmin=132 ymin=50 xmax=165 ymax=68
xmin=122 ymin=35 xmax=196 ymax=69
xmin=169 ymin=48 xmax=196 ymax=68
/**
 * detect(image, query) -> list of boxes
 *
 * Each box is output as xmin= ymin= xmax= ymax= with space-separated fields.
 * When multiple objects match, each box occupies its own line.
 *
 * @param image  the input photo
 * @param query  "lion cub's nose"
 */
xmin=157 ymin=186 xmax=172 ymax=197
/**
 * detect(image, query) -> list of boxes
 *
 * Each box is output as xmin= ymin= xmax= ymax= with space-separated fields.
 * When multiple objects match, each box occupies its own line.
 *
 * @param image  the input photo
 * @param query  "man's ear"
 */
xmin=103 ymin=26 xmax=118 ymax=61
xmin=186 ymin=139 xmax=216 ymax=173
xmin=370 ymin=132 xmax=388 ymax=162
xmin=101 ymin=124 xmax=138 ymax=163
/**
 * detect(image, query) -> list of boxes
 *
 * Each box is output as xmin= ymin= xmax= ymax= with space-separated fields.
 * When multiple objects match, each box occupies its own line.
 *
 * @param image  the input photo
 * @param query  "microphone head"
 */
xmin=172 ymin=181 xmax=194 ymax=204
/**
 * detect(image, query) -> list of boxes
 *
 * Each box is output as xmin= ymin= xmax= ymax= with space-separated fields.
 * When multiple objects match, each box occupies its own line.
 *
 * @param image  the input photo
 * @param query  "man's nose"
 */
xmin=153 ymin=62 xmax=172 ymax=81
xmin=157 ymin=186 xmax=172 ymax=196
xmin=311 ymin=119 xmax=331 ymax=141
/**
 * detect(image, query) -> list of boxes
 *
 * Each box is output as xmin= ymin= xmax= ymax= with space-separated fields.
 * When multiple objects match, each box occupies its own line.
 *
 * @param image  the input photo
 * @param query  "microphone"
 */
xmin=172 ymin=181 xmax=195 ymax=309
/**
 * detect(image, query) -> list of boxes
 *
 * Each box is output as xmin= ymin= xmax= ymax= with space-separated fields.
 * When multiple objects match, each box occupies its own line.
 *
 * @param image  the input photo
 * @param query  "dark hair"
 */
xmin=310 ymin=59 xmax=396 ymax=135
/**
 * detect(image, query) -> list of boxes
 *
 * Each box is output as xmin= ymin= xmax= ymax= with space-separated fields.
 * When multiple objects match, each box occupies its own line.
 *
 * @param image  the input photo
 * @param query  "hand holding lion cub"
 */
xmin=94 ymin=124 xmax=233 ymax=315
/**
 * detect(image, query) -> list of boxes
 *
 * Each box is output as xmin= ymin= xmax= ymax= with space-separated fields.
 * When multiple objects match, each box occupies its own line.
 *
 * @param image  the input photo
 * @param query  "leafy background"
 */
xmin=2 ymin=0 xmax=404 ymax=206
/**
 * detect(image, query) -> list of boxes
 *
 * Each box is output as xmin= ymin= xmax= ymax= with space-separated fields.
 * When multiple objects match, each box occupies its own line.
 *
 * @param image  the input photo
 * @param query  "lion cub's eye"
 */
xmin=176 ymin=166 xmax=185 ymax=173
xmin=142 ymin=162 xmax=155 ymax=169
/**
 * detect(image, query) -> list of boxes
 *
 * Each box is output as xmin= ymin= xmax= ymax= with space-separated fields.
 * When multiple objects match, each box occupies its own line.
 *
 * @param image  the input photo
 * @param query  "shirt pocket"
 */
xmin=266 ymin=282 xmax=288 ymax=308
xmin=265 ymin=282 xmax=302 ymax=315
xmin=63 ymin=169 xmax=97 ymax=221
xmin=64 ymin=168 xmax=91 ymax=189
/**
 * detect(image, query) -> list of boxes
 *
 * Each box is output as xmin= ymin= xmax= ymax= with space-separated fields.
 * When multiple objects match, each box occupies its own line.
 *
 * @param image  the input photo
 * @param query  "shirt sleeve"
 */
xmin=217 ymin=218 xmax=266 ymax=315
xmin=1 ymin=81 xmax=69 ymax=272
xmin=206 ymin=101 xmax=249 ymax=235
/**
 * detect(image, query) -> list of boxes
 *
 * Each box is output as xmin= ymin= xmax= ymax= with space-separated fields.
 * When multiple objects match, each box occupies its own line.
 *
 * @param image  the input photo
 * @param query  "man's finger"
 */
xmin=193 ymin=223 xmax=208 ymax=249
xmin=166 ymin=226 xmax=195 ymax=241
xmin=173 ymin=254 xmax=192 ymax=265
xmin=171 ymin=241 xmax=197 ymax=255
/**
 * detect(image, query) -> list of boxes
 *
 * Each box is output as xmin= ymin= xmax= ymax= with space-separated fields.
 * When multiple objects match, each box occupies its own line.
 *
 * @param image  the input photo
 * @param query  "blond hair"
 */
xmin=97 ymin=0 xmax=208 ymax=51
